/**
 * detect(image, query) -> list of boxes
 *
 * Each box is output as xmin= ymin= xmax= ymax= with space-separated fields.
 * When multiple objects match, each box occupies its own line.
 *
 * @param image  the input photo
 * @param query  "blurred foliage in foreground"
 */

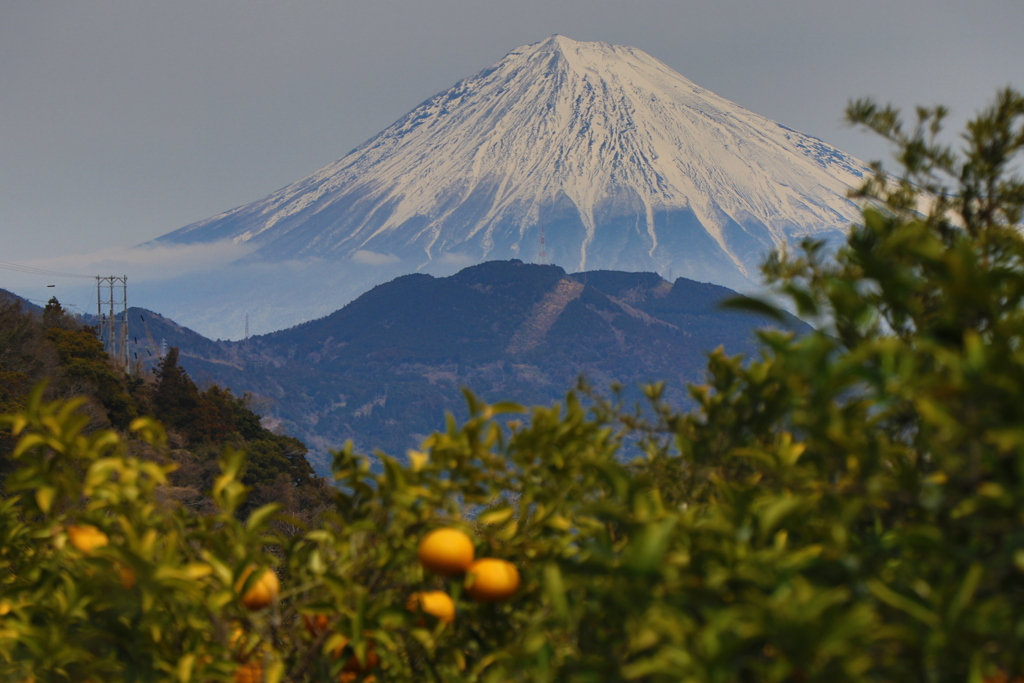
xmin=2 ymin=89 xmax=1024 ymax=682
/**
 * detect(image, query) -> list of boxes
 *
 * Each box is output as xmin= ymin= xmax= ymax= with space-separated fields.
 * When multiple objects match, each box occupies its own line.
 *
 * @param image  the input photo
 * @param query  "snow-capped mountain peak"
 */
xmin=157 ymin=35 xmax=868 ymax=291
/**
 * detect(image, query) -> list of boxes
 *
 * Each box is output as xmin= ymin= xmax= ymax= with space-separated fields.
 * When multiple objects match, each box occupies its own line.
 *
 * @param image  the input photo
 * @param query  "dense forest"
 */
xmin=0 ymin=292 xmax=332 ymax=521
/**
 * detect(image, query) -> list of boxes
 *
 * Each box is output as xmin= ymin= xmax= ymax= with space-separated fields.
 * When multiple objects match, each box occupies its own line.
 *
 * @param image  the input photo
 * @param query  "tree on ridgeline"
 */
xmin=153 ymin=347 xmax=204 ymax=437
xmin=45 ymin=323 xmax=138 ymax=428
xmin=42 ymin=296 xmax=76 ymax=331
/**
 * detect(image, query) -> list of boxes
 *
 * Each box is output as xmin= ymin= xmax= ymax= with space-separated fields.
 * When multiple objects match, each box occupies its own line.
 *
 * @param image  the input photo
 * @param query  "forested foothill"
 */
xmin=0 ymin=295 xmax=331 ymax=521
xmin=0 ymin=89 xmax=1023 ymax=682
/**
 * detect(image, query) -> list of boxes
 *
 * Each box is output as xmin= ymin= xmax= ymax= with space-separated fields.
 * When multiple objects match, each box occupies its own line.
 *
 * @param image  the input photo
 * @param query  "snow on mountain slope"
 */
xmin=156 ymin=35 xmax=869 ymax=292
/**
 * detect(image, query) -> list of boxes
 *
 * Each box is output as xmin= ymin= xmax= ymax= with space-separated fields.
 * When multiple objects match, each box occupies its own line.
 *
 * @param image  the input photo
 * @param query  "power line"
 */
xmin=0 ymin=260 xmax=95 ymax=279
xmin=21 ymin=297 xmax=80 ymax=307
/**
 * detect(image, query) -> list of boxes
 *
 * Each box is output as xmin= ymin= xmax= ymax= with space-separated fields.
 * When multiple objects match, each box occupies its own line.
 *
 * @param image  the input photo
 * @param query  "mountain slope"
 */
xmin=156 ymin=35 xmax=868 ymax=297
xmin=0 ymin=288 xmax=44 ymax=316
xmin=133 ymin=261 xmax=807 ymax=474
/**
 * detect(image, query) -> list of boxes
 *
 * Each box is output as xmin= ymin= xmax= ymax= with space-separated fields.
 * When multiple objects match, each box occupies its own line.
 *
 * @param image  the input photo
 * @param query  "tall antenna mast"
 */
xmin=538 ymin=225 xmax=547 ymax=264
xmin=245 ymin=314 xmax=249 ymax=342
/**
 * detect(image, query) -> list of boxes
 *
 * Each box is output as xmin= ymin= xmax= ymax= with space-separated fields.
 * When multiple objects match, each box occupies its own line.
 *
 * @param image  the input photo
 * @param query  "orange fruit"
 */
xmin=234 ymin=661 xmax=263 ymax=683
xmin=342 ymin=648 xmax=380 ymax=674
xmin=117 ymin=563 xmax=136 ymax=589
xmin=67 ymin=525 xmax=109 ymax=554
xmin=465 ymin=558 xmax=520 ymax=602
xmin=417 ymin=528 xmax=474 ymax=576
xmin=235 ymin=566 xmax=280 ymax=610
xmin=406 ymin=590 xmax=455 ymax=624
xmin=303 ymin=613 xmax=331 ymax=635
xmin=332 ymin=635 xmax=379 ymax=674
xmin=330 ymin=636 xmax=351 ymax=659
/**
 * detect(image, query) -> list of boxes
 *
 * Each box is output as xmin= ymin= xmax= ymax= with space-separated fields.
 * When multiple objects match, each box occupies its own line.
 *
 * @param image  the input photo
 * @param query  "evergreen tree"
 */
xmin=152 ymin=347 xmax=203 ymax=439
xmin=45 ymin=325 xmax=137 ymax=428
xmin=41 ymin=297 xmax=74 ymax=330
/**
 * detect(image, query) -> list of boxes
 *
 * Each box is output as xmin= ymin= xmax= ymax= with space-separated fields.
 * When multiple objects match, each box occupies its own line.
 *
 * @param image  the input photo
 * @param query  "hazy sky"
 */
xmin=2 ymin=0 xmax=1022 ymax=272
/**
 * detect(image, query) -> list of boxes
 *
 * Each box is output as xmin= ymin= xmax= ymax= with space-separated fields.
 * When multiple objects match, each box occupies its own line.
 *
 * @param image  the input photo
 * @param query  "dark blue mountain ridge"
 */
xmin=125 ymin=260 xmax=806 ymax=475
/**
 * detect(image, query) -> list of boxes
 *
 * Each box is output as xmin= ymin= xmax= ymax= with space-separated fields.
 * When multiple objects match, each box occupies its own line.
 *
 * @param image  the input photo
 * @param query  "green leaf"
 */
xmin=868 ymin=579 xmax=940 ymax=627
xmin=627 ymin=517 xmax=677 ymax=575
xmin=719 ymin=295 xmax=787 ymax=322
xmin=758 ymin=494 xmax=808 ymax=540
xmin=245 ymin=503 xmax=282 ymax=532
xmin=176 ymin=653 xmax=195 ymax=682
xmin=13 ymin=433 xmax=47 ymax=459
xmin=543 ymin=562 xmax=569 ymax=621
xmin=1014 ymin=549 xmax=1024 ymax=572
xmin=947 ymin=563 xmax=984 ymax=624
xmin=489 ymin=401 xmax=527 ymax=415
xmin=34 ymin=486 xmax=56 ymax=514
xmin=478 ymin=506 xmax=515 ymax=526
xmin=153 ymin=563 xmax=213 ymax=583
xmin=264 ymin=659 xmax=285 ymax=683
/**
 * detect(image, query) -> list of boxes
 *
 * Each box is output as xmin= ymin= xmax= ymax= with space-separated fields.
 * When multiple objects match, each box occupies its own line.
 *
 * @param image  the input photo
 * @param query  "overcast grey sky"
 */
xmin=2 ymin=0 xmax=1022 ymax=269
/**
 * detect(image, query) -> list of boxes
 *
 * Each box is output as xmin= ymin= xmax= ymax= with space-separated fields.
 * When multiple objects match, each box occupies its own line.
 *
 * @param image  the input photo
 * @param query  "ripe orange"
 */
xmin=339 ymin=676 xmax=376 ymax=683
xmin=234 ymin=661 xmax=263 ymax=683
xmin=67 ymin=525 xmax=109 ymax=554
xmin=417 ymin=528 xmax=474 ymax=576
xmin=407 ymin=589 xmax=456 ymax=626
xmin=330 ymin=635 xmax=351 ymax=659
xmin=406 ymin=590 xmax=456 ymax=624
xmin=342 ymin=648 xmax=380 ymax=674
xmin=303 ymin=613 xmax=331 ymax=635
xmin=332 ymin=635 xmax=379 ymax=674
xmin=117 ymin=563 xmax=136 ymax=589
xmin=465 ymin=558 xmax=520 ymax=602
xmin=235 ymin=566 xmax=280 ymax=610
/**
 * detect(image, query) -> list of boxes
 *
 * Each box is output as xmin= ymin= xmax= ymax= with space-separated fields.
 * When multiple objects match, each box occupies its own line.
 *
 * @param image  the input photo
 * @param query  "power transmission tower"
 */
xmin=538 ymin=225 xmax=548 ymax=264
xmin=96 ymin=275 xmax=130 ymax=373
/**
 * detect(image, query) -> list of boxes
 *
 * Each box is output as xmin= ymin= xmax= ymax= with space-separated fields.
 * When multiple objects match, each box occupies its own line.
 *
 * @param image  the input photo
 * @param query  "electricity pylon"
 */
xmin=96 ymin=275 xmax=129 ymax=373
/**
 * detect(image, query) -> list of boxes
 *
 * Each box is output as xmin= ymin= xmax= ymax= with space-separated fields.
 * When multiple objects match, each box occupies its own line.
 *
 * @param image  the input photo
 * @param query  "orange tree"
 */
xmin=2 ymin=88 xmax=1024 ymax=682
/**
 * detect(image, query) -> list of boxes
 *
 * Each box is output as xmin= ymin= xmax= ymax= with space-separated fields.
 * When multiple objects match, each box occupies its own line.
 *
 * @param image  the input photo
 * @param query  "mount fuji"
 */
xmin=148 ymin=35 xmax=869 ymax=338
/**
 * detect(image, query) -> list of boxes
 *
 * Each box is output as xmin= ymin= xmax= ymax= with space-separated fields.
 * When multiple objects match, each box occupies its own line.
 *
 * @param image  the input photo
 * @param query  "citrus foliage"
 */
xmin=0 ymin=387 xmax=285 ymax=682
xmin=1 ymin=89 xmax=1024 ymax=682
